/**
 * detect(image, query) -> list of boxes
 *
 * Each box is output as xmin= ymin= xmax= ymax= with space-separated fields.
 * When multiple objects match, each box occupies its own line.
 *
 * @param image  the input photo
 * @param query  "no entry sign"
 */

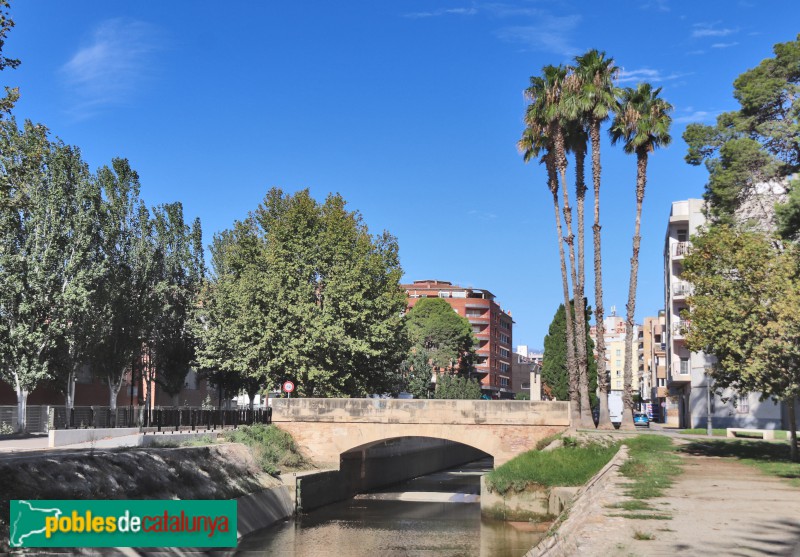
xmin=282 ymin=381 xmax=295 ymax=394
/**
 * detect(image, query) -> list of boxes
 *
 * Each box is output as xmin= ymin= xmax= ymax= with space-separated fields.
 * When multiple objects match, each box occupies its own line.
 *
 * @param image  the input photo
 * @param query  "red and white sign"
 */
xmin=282 ymin=381 xmax=295 ymax=394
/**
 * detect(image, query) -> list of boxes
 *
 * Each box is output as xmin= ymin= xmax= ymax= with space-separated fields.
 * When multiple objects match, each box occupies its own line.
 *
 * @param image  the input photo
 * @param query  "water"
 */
xmin=234 ymin=459 xmax=545 ymax=557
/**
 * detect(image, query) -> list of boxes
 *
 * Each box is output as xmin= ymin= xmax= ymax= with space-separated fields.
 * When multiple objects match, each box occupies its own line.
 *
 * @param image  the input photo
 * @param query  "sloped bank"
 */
xmin=0 ymin=443 xmax=294 ymax=554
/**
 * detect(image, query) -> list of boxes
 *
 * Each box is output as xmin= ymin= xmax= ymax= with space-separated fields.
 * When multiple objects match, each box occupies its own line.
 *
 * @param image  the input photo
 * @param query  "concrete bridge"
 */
xmin=270 ymin=398 xmax=570 ymax=468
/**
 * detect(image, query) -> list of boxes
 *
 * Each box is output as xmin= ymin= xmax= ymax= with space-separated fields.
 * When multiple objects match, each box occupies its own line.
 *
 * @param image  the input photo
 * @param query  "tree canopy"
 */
xmin=404 ymin=297 xmax=475 ymax=374
xmin=542 ymin=300 xmax=597 ymax=406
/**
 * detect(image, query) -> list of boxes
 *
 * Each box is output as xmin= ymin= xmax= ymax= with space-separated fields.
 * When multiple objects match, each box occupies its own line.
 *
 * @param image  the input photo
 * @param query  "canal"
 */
xmin=234 ymin=458 xmax=545 ymax=556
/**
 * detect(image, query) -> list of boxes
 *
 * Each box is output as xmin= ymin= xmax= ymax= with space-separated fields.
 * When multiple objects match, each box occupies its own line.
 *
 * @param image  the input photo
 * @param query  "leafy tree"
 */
xmin=399 ymin=348 xmax=433 ymax=399
xmin=434 ymin=373 xmax=482 ymax=400
xmin=0 ymin=119 xmax=55 ymax=431
xmin=515 ymin=392 xmax=530 ymax=401
xmin=90 ymin=160 xmax=154 ymax=411
xmin=682 ymin=225 xmax=799 ymax=461
xmin=197 ymin=188 xmax=407 ymax=400
xmin=683 ymin=34 xmax=800 ymax=235
xmin=610 ymin=83 xmax=672 ymax=429
xmin=0 ymin=0 xmax=20 ymax=117
xmin=405 ymin=297 xmax=475 ymax=374
xmin=542 ymin=300 xmax=597 ymax=407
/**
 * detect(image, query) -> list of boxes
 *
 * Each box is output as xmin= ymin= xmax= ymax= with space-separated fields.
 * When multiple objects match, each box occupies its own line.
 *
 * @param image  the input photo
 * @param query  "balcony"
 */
xmin=672 ymin=320 xmax=690 ymax=339
xmin=672 ymin=281 xmax=692 ymax=299
xmin=673 ymin=242 xmax=691 ymax=259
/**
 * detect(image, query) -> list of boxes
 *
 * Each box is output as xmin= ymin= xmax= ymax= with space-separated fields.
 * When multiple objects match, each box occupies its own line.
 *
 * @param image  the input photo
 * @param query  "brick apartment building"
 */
xmin=402 ymin=280 xmax=514 ymax=399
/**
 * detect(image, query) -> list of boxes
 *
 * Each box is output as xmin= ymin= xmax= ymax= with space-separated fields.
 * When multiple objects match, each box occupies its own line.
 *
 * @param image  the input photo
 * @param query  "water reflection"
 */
xmin=235 ymin=459 xmax=544 ymax=557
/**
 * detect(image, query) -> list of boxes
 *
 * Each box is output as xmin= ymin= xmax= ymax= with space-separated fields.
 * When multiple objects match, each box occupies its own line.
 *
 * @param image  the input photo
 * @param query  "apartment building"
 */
xmin=641 ymin=313 xmax=667 ymax=421
xmin=402 ymin=280 xmax=514 ymax=399
xmin=664 ymin=199 xmax=783 ymax=428
xmin=590 ymin=311 xmax=640 ymax=396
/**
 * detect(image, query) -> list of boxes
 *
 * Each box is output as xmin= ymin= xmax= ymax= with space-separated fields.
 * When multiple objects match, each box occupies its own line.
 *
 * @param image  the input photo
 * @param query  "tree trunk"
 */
xmin=65 ymin=369 xmax=76 ymax=416
xmin=574 ymin=144 xmax=594 ymax=428
xmin=621 ymin=152 xmax=648 ymax=430
xmin=591 ymin=120 xmax=612 ymax=430
xmin=548 ymin=171 xmax=579 ymax=425
xmin=789 ymin=397 xmax=798 ymax=462
xmin=552 ymin=130 xmax=582 ymax=426
xmin=13 ymin=371 xmax=28 ymax=434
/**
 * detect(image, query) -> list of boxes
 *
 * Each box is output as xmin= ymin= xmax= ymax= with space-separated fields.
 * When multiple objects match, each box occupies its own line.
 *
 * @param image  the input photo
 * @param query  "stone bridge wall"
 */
xmin=270 ymin=399 xmax=570 ymax=467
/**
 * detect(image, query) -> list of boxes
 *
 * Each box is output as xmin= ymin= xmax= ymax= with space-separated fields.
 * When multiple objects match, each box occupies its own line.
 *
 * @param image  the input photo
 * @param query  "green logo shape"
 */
xmin=10 ymin=500 xmax=237 ymax=548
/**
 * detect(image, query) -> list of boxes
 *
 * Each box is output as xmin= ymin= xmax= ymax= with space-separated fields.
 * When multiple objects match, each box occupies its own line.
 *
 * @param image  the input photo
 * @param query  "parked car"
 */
xmin=633 ymin=411 xmax=650 ymax=428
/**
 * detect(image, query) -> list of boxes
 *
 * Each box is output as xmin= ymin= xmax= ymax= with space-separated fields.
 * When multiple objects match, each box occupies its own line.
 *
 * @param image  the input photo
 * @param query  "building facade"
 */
xmin=664 ymin=199 xmax=784 ymax=428
xmin=402 ymin=280 xmax=514 ymax=399
xmin=642 ymin=312 xmax=667 ymax=421
xmin=591 ymin=311 xmax=640 ymax=397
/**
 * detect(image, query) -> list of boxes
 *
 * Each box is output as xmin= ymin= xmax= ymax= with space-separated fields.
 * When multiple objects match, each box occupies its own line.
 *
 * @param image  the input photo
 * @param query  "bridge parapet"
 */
xmin=270 ymin=398 xmax=570 ymax=426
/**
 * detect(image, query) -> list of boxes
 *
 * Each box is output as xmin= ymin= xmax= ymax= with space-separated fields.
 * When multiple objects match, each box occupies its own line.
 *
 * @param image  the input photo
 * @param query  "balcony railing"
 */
xmin=673 ymin=241 xmax=691 ymax=258
xmin=672 ymin=320 xmax=690 ymax=338
xmin=672 ymin=282 xmax=692 ymax=298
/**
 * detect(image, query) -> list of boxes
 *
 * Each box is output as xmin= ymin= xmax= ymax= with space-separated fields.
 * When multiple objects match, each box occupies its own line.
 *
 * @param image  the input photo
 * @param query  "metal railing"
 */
xmin=674 ymin=242 xmax=691 ymax=257
xmin=48 ymin=406 xmax=272 ymax=431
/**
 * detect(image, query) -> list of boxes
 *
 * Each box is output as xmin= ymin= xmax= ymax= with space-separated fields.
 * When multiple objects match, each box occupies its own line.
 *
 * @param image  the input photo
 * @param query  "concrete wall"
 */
xmin=236 ymin=485 xmax=294 ymax=539
xmin=480 ymin=476 xmax=579 ymax=521
xmin=48 ymin=427 xmax=141 ymax=447
xmin=294 ymin=438 xmax=488 ymax=512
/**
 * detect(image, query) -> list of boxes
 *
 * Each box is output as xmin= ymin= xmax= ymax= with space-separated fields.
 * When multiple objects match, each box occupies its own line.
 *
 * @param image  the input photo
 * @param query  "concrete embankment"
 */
xmin=0 ymin=443 xmax=294 ymax=554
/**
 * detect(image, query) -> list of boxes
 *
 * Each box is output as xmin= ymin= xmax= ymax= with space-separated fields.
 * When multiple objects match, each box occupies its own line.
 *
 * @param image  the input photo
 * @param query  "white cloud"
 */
xmin=495 ymin=15 xmax=582 ymax=56
xmin=468 ymin=209 xmax=497 ymax=221
xmin=691 ymin=23 xmax=738 ymax=38
xmin=617 ymin=68 xmax=689 ymax=84
xmin=404 ymin=7 xmax=478 ymax=18
xmin=711 ymin=42 xmax=739 ymax=48
xmin=674 ymin=110 xmax=716 ymax=123
xmin=60 ymin=19 xmax=161 ymax=119
xmin=640 ymin=0 xmax=670 ymax=12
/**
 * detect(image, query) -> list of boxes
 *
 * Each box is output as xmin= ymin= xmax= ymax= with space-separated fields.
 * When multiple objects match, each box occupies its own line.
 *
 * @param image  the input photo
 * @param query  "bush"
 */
xmin=223 ymin=424 xmax=307 ymax=475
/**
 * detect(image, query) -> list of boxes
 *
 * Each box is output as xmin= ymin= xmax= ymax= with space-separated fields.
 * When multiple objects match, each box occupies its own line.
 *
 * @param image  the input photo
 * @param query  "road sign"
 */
xmin=282 ymin=381 xmax=295 ymax=394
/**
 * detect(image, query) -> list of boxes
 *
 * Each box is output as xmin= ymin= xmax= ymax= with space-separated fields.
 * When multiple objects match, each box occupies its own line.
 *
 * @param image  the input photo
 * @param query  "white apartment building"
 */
xmin=590 ymin=311 xmax=640 ymax=396
xmin=664 ymin=199 xmax=783 ymax=429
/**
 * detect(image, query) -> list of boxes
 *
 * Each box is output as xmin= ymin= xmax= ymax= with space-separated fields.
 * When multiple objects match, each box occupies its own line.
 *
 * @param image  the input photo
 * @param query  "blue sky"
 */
xmin=5 ymin=1 xmax=799 ymax=349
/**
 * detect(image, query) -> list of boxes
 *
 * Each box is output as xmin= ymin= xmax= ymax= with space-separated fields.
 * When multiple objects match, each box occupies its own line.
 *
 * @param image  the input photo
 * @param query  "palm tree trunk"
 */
xmin=547 ymin=155 xmax=580 ymax=427
xmin=574 ymin=143 xmax=593 ymax=428
xmin=553 ymin=128 xmax=585 ymax=425
xmin=621 ymin=152 xmax=648 ymax=430
xmin=591 ymin=120 xmax=612 ymax=430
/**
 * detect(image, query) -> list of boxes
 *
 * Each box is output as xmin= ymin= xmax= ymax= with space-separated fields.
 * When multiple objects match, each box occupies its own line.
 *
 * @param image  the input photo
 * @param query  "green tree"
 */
xmin=683 ymin=34 xmax=799 ymax=235
xmin=399 ymin=348 xmax=433 ymax=399
xmin=542 ymin=300 xmax=597 ymax=407
xmin=404 ymin=297 xmax=475 ymax=374
xmin=610 ymin=83 xmax=672 ymax=429
xmin=198 ymin=188 xmax=407 ymax=400
xmin=0 ymin=0 xmax=20 ymax=117
xmin=434 ymin=373 xmax=482 ymax=400
xmin=571 ymin=49 xmax=619 ymax=428
xmin=682 ymin=225 xmax=799 ymax=461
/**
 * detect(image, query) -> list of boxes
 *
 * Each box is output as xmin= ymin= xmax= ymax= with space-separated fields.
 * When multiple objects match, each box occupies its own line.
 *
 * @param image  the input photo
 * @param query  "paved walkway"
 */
xmin=560 ymin=440 xmax=800 ymax=556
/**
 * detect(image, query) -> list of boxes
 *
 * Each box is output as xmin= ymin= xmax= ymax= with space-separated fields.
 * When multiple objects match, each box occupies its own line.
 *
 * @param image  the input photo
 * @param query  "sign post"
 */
xmin=282 ymin=380 xmax=295 ymax=399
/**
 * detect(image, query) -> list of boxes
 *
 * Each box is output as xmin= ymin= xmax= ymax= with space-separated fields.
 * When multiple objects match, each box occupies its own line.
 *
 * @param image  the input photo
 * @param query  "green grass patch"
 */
xmin=180 ymin=434 xmax=215 ymax=446
xmin=681 ymin=439 xmax=800 ymax=487
xmin=678 ymin=428 xmax=727 ymax=436
xmin=222 ymin=424 xmax=308 ymax=476
xmin=619 ymin=435 xmax=681 ymax=500
xmin=633 ymin=530 xmax=655 ymax=540
xmin=485 ymin=438 xmax=620 ymax=494
xmin=609 ymin=512 xmax=672 ymax=520
xmin=607 ymin=500 xmax=652 ymax=511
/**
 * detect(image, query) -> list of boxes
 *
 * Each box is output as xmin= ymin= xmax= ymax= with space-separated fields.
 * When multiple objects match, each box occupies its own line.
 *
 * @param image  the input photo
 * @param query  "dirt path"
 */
xmin=562 ymin=450 xmax=800 ymax=556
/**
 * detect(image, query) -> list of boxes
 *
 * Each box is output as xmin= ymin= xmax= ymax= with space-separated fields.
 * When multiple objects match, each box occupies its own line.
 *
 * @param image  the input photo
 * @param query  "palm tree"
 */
xmin=572 ymin=49 xmax=619 ymax=429
xmin=562 ymin=117 xmax=595 ymax=428
xmin=519 ymin=69 xmax=581 ymax=426
xmin=610 ymin=83 xmax=673 ymax=429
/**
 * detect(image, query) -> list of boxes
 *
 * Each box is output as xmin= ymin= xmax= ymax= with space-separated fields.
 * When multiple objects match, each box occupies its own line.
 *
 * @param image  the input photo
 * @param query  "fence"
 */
xmin=0 ymin=405 xmax=272 ymax=433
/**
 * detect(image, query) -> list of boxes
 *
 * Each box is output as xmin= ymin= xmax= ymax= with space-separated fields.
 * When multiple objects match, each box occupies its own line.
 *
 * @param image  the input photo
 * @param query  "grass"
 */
xmin=679 ymin=428 xmax=790 ymax=440
xmin=607 ymin=500 xmax=652 ymax=511
xmin=633 ymin=530 xmax=655 ymax=540
xmin=485 ymin=436 xmax=619 ymax=494
xmin=222 ymin=424 xmax=308 ymax=476
xmin=619 ymin=435 xmax=681 ymax=500
xmin=681 ymin=438 xmax=800 ymax=487
xmin=678 ymin=428 xmax=727 ymax=436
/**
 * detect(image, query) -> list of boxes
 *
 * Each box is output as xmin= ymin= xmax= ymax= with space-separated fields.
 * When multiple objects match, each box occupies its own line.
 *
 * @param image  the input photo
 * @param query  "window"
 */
xmin=657 ymin=378 xmax=666 ymax=387
xmin=616 ymin=349 xmax=621 ymax=357
xmin=616 ymin=370 xmax=621 ymax=377
xmin=500 ymin=363 xmax=509 ymax=373
xmin=615 ymin=360 xmax=621 ymax=368
xmin=677 ymin=229 xmax=688 ymax=242
xmin=466 ymin=309 xmax=483 ymax=317
xmin=438 ymin=291 xmax=451 ymax=298
xmin=737 ymin=393 xmax=750 ymax=414
xmin=500 ymin=377 xmax=509 ymax=387
xmin=500 ymin=348 xmax=509 ymax=358
xmin=500 ymin=333 xmax=510 ymax=344
xmin=679 ymin=358 xmax=690 ymax=374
